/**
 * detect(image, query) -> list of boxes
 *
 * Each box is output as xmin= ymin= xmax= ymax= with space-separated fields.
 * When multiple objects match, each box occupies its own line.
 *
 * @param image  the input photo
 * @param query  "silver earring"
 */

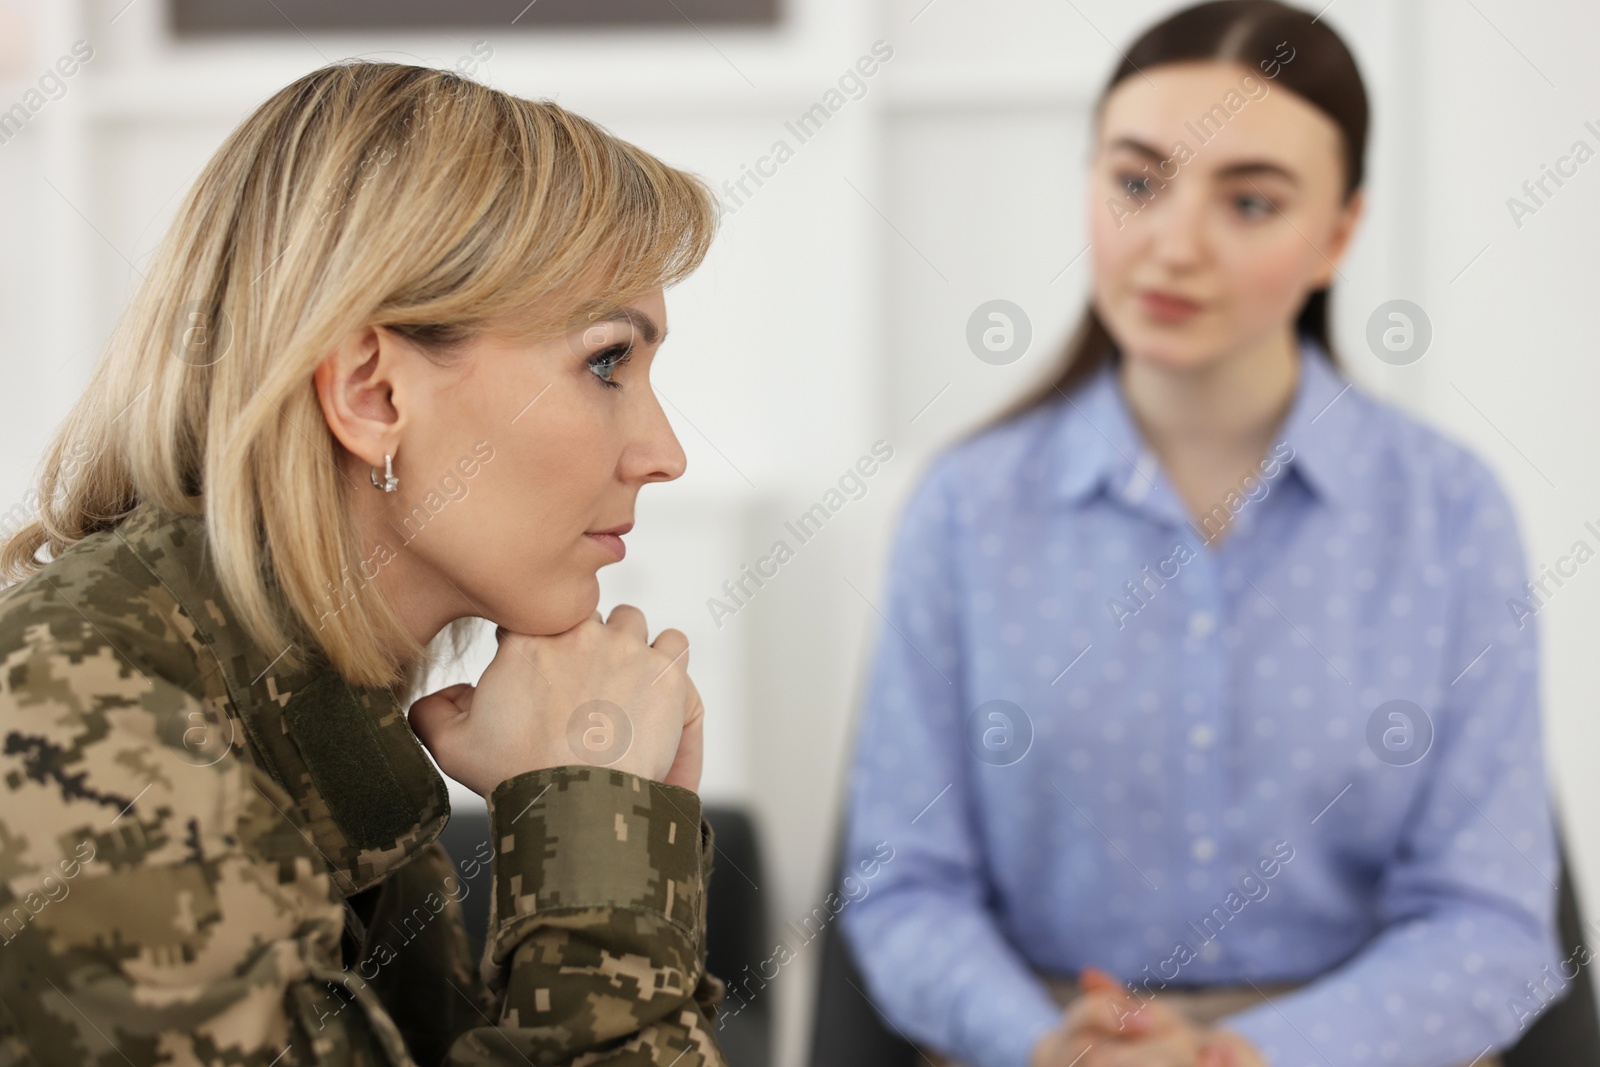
xmin=369 ymin=453 xmax=398 ymax=492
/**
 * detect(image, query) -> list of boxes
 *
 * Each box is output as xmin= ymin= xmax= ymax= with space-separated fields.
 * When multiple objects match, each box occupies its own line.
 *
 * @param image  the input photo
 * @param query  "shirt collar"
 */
xmin=1051 ymin=360 xmax=1149 ymax=506
xmin=113 ymin=500 xmax=450 ymax=897
xmin=1052 ymin=334 xmax=1364 ymax=511
xmin=1271 ymin=335 xmax=1365 ymax=509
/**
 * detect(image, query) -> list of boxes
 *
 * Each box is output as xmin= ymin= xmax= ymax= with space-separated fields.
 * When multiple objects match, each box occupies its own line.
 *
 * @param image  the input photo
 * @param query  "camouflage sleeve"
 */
xmin=0 ymin=612 xmax=727 ymax=1067
xmin=449 ymin=766 xmax=727 ymax=1066
xmin=0 ymin=619 xmax=414 ymax=1066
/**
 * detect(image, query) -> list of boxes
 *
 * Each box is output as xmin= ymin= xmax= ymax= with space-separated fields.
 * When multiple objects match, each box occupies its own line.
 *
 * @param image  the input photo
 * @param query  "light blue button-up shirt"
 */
xmin=839 ymin=340 xmax=1561 ymax=1067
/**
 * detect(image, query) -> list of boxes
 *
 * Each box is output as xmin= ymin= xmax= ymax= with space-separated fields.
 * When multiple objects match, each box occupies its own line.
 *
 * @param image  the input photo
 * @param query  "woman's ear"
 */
xmin=1311 ymin=187 xmax=1366 ymax=288
xmin=313 ymin=325 xmax=408 ymax=469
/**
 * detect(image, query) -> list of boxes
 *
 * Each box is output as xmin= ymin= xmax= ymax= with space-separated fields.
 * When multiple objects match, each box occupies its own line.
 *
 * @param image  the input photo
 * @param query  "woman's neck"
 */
xmin=1119 ymin=329 xmax=1301 ymax=539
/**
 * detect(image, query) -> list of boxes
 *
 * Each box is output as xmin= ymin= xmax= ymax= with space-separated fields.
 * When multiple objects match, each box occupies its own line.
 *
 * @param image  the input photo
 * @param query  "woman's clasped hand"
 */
xmin=1030 ymin=969 xmax=1266 ymax=1067
xmin=408 ymin=604 xmax=704 ymax=796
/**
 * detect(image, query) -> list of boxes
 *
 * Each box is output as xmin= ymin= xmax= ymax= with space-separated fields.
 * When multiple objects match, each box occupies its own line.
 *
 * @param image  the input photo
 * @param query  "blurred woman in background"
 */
xmin=839 ymin=3 xmax=1560 ymax=1066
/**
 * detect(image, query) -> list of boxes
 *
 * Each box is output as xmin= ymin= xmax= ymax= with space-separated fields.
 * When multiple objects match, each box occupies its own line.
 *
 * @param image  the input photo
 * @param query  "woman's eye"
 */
xmin=1119 ymin=173 xmax=1155 ymax=200
xmin=587 ymin=345 xmax=633 ymax=389
xmin=1234 ymin=193 xmax=1278 ymax=219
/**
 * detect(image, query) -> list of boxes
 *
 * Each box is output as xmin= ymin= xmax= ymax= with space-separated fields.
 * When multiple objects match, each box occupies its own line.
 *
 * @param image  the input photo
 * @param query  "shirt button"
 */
xmin=1188 ymin=611 xmax=1216 ymax=637
xmin=1188 ymin=724 xmax=1216 ymax=749
xmin=1191 ymin=836 xmax=1217 ymax=862
xmin=1200 ymin=940 xmax=1223 ymax=962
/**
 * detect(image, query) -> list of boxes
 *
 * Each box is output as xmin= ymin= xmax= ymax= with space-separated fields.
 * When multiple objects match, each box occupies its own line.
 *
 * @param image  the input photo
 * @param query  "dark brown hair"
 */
xmin=992 ymin=0 xmax=1369 ymax=425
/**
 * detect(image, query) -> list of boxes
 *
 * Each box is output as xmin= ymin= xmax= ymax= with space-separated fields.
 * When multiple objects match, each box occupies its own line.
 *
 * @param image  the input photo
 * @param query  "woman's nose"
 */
xmin=631 ymin=392 xmax=687 ymax=484
xmin=1149 ymin=188 xmax=1207 ymax=267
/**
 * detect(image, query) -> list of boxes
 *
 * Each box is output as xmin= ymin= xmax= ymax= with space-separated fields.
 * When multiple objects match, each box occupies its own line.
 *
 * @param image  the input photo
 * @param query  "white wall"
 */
xmin=1412 ymin=0 xmax=1600 ymax=982
xmin=1 ymin=0 xmax=1595 ymax=1062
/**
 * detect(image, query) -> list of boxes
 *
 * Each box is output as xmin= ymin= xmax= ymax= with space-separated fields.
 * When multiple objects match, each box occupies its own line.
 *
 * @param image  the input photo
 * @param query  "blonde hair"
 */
xmin=0 ymin=61 xmax=717 ymax=693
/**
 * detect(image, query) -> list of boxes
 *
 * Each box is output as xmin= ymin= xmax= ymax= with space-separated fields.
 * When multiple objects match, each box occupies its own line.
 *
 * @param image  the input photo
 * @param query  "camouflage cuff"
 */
xmin=486 ymin=766 xmax=706 ymax=947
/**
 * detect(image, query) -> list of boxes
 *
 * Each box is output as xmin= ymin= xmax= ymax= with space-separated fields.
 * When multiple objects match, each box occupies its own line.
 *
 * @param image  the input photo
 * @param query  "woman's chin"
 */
xmin=1116 ymin=327 xmax=1231 ymax=375
xmin=496 ymin=578 xmax=601 ymax=636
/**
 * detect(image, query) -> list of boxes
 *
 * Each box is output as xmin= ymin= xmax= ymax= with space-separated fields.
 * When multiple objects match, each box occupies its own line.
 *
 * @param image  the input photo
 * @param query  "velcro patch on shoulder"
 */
xmin=282 ymin=671 xmax=419 ymax=851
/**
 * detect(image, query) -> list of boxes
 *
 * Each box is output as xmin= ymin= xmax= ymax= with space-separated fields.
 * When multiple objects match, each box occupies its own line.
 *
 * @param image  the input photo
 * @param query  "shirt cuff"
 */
xmin=484 ymin=765 xmax=706 ymax=963
xmin=1215 ymin=1003 xmax=1306 ymax=1067
xmin=985 ymin=995 xmax=1062 ymax=1067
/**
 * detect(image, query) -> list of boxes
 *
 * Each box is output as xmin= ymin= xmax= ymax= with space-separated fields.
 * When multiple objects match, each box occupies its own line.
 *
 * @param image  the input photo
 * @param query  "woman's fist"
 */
xmin=409 ymin=605 xmax=702 ymax=796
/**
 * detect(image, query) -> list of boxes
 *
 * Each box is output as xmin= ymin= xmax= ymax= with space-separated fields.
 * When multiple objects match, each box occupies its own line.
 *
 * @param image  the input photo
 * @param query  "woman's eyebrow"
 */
xmin=1107 ymin=136 xmax=1302 ymax=187
xmin=1215 ymin=160 xmax=1300 ymax=185
xmin=588 ymin=308 xmax=664 ymax=346
xmin=1106 ymin=136 xmax=1167 ymax=160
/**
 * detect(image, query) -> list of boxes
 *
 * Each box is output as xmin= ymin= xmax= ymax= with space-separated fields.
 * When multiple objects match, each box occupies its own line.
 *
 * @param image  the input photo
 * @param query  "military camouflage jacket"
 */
xmin=0 ymin=500 xmax=728 ymax=1066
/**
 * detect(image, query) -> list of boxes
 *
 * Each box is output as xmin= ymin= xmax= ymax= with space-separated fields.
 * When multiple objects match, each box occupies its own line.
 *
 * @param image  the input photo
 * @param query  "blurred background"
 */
xmin=1 ymin=0 xmax=1597 ymax=1061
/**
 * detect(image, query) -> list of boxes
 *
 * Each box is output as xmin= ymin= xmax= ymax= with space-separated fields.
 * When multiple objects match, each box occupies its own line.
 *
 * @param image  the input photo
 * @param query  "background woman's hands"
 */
xmin=1029 ymin=968 xmax=1266 ymax=1067
xmin=408 ymin=604 xmax=703 ymax=796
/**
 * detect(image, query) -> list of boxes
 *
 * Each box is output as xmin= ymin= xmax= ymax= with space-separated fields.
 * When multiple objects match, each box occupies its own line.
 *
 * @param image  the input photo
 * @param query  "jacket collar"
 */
xmin=113 ymin=500 xmax=450 ymax=897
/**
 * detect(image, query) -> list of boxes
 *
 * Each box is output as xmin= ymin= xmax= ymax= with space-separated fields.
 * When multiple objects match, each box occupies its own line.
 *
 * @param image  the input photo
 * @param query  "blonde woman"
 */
xmin=0 ymin=62 xmax=725 ymax=1066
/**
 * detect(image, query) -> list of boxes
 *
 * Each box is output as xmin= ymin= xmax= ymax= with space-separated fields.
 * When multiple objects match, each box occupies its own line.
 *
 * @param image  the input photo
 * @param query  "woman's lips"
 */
xmin=1139 ymin=289 xmax=1204 ymax=322
xmin=584 ymin=522 xmax=632 ymax=561
xmin=585 ymin=532 xmax=625 ymax=560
